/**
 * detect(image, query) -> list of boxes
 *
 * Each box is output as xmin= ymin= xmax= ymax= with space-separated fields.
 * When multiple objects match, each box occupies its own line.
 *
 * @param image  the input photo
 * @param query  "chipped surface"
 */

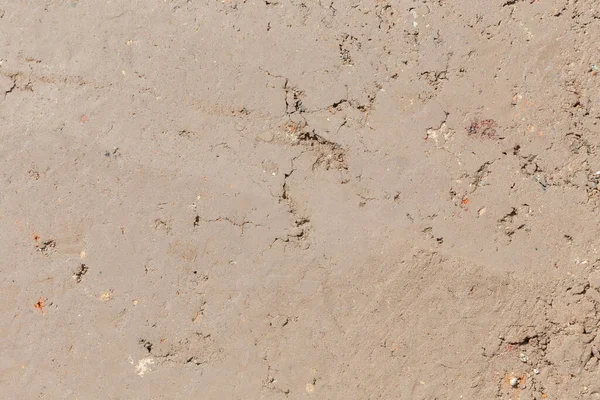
xmin=2 ymin=0 xmax=600 ymax=398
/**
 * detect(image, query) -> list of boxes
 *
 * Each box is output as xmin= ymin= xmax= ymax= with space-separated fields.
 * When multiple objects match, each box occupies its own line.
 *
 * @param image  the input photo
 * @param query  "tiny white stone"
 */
xmin=509 ymin=377 xmax=519 ymax=387
xmin=534 ymin=368 xmax=540 ymax=375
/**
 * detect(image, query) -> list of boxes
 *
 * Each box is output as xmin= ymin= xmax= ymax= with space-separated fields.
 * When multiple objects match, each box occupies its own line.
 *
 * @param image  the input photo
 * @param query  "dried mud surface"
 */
xmin=2 ymin=1 xmax=600 ymax=399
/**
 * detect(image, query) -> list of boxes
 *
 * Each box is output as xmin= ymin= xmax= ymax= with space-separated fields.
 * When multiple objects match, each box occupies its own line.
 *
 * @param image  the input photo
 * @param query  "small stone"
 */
xmin=100 ymin=291 xmax=113 ymax=301
xmin=588 ymin=271 xmax=600 ymax=290
xmin=509 ymin=377 xmax=519 ymax=387
xmin=533 ymin=368 xmax=540 ymax=374
xmin=520 ymin=353 xmax=528 ymax=363
xmin=257 ymin=130 xmax=274 ymax=142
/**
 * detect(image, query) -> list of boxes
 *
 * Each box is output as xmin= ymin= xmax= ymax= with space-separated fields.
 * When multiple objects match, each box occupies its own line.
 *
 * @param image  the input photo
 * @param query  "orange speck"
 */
xmin=80 ymin=115 xmax=89 ymax=123
xmin=160 ymin=338 xmax=166 ymax=343
xmin=34 ymin=298 xmax=47 ymax=314
xmin=284 ymin=122 xmax=300 ymax=133
xmin=461 ymin=197 xmax=470 ymax=206
xmin=541 ymin=394 xmax=547 ymax=399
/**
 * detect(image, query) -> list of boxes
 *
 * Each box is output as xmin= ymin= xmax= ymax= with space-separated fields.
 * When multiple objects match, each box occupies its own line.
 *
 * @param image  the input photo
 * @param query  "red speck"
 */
xmin=34 ymin=298 xmax=47 ymax=314
xmin=80 ymin=115 xmax=89 ymax=123
xmin=466 ymin=118 xmax=498 ymax=138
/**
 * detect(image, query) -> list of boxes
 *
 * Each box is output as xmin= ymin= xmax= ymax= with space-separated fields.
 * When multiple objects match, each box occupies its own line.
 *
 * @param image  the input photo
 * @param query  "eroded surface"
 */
xmin=2 ymin=1 xmax=600 ymax=398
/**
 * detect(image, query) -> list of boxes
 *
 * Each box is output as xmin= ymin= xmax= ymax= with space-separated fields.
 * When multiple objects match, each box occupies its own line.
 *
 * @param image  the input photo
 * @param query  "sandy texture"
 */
xmin=2 ymin=0 xmax=600 ymax=398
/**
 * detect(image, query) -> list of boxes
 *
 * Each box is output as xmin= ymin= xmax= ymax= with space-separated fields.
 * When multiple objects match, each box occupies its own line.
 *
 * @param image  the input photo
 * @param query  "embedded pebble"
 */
xmin=588 ymin=270 xmax=600 ymax=290
xmin=509 ymin=377 xmax=519 ymax=387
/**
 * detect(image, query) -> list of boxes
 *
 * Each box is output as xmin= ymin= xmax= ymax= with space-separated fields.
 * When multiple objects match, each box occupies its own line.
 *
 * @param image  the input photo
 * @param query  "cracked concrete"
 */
xmin=3 ymin=0 xmax=600 ymax=399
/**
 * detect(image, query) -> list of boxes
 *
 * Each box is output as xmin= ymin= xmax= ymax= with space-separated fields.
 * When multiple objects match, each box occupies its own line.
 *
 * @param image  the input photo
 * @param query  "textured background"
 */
xmin=1 ymin=0 xmax=600 ymax=398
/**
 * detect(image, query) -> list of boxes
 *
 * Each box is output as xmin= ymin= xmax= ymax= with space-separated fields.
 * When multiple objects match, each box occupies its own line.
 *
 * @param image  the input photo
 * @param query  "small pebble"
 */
xmin=520 ymin=353 xmax=528 ymax=363
xmin=509 ymin=377 xmax=519 ymax=387
xmin=534 ymin=368 xmax=540 ymax=375
xmin=588 ymin=270 xmax=600 ymax=290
